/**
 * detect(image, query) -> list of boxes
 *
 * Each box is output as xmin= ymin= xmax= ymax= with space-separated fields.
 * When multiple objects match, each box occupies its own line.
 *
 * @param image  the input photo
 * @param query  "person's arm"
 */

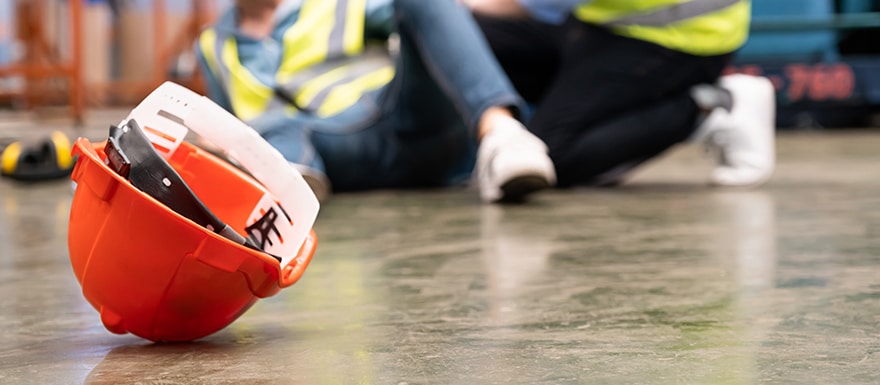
xmin=461 ymin=0 xmax=529 ymax=18
xmin=517 ymin=0 xmax=584 ymax=23
xmin=235 ymin=0 xmax=282 ymax=39
xmin=197 ymin=0 xmax=280 ymax=113
xmin=464 ymin=0 xmax=585 ymax=24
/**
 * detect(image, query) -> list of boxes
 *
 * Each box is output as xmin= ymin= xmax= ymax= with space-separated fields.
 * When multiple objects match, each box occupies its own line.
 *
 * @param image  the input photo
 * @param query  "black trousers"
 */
xmin=475 ymin=15 xmax=733 ymax=187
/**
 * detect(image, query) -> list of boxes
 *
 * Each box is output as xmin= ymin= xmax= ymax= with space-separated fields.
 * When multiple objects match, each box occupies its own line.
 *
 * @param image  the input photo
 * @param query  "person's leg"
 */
xmin=374 ymin=8 xmax=475 ymax=189
xmin=383 ymin=0 xmax=556 ymax=202
xmin=249 ymin=111 xmax=325 ymax=172
xmin=472 ymin=14 xmax=565 ymax=104
xmin=527 ymin=20 xmax=731 ymax=187
xmin=246 ymin=109 xmax=333 ymax=201
xmin=391 ymin=0 xmax=526 ymax=130
xmin=281 ymin=0 xmax=500 ymax=194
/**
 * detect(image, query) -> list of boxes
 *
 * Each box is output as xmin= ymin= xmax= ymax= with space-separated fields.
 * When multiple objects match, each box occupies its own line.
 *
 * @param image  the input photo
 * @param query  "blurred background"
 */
xmin=0 ymin=0 xmax=231 ymax=125
xmin=0 ymin=0 xmax=879 ymax=129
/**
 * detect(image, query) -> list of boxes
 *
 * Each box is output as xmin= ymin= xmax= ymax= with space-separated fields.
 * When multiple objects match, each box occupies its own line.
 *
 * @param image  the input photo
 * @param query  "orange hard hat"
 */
xmin=67 ymin=82 xmax=320 ymax=342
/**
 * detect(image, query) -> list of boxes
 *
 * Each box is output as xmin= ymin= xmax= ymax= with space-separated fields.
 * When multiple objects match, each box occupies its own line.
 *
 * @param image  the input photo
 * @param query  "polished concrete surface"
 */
xmin=1 ymin=113 xmax=880 ymax=384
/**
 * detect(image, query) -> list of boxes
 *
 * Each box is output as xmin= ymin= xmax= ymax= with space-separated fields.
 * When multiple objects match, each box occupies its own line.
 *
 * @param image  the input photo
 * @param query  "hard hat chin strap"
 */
xmin=104 ymin=119 xmax=280 ymax=262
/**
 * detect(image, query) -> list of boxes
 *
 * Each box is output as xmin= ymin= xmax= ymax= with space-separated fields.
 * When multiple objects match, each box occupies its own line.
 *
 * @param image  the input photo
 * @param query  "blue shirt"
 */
xmin=517 ymin=0 xmax=586 ymax=24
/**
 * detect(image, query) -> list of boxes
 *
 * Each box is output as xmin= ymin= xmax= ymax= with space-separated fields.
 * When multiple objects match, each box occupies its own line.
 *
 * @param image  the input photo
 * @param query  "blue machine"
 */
xmin=734 ymin=0 xmax=880 ymax=128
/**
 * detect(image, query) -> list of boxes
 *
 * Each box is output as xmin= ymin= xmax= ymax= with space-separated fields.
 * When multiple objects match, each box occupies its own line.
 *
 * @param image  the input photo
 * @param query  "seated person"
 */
xmin=466 ymin=0 xmax=776 ymax=188
xmin=194 ymin=0 xmax=556 ymax=203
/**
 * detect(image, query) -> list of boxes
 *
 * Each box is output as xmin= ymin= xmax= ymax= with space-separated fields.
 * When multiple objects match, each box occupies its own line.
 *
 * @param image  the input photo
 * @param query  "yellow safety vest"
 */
xmin=574 ymin=0 xmax=750 ymax=56
xmin=199 ymin=0 xmax=395 ymax=121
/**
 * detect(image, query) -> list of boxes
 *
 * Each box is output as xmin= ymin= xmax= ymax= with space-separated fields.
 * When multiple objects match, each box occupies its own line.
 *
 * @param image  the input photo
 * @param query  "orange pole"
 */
xmin=21 ymin=0 xmax=42 ymax=108
xmin=0 ymin=0 xmax=87 ymax=121
xmin=189 ymin=0 xmax=210 ymax=93
xmin=154 ymin=0 xmax=167 ymax=87
xmin=70 ymin=0 xmax=85 ymax=124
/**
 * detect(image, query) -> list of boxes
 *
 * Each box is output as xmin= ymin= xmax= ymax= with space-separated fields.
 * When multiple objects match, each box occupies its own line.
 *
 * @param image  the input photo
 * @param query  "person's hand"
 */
xmin=459 ymin=0 xmax=528 ymax=18
xmin=235 ymin=0 xmax=281 ymax=39
xmin=236 ymin=0 xmax=282 ymax=19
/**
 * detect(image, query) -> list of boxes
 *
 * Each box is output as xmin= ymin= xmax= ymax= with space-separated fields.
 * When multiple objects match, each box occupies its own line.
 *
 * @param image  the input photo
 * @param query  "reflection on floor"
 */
xmin=1 ymin=127 xmax=879 ymax=385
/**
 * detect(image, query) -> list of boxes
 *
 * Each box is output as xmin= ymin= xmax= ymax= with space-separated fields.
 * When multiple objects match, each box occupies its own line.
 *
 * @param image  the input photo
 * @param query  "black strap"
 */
xmin=104 ymin=119 xmax=281 ymax=262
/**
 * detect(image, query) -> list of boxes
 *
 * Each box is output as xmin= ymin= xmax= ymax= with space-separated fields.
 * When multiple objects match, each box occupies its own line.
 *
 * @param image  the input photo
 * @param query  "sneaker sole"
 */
xmin=498 ymin=175 xmax=552 ymax=203
xmin=710 ymin=166 xmax=774 ymax=189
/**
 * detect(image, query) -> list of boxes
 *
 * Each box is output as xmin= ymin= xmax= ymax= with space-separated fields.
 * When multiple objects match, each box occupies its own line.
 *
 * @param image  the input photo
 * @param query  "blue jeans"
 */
xmin=251 ymin=0 xmax=523 ymax=191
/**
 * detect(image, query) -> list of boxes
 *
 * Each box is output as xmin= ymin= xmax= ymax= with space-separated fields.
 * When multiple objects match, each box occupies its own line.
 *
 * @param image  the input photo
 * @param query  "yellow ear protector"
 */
xmin=1 ymin=131 xmax=75 ymax=182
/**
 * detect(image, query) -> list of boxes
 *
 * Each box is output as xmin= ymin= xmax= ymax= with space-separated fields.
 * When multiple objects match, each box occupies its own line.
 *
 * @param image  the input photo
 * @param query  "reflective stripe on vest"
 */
xmin=575 ymin=0 xmax=750 ymax=56
xmin=276 ymin=51 xmax=394 ymax=116
xmin=199 ymin=28 xmax=277 ymax=121
xmin=198 ymin=0 xmax=394 ymax=121
xmin=278 ymin=0 xmax=365 ymax=80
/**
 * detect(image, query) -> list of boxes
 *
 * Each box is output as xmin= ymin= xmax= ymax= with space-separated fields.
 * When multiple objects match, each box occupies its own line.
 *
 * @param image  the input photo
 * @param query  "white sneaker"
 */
xmin=476 ymin=118 xmax=556 ymax=203
xmin=693 ymin=74 xmax=776 ymax=187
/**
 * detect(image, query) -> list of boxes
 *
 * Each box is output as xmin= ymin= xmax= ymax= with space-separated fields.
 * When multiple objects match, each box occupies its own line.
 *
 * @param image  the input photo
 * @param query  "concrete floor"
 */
xmin=1 ymin=111 xmax=879 ymax=384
